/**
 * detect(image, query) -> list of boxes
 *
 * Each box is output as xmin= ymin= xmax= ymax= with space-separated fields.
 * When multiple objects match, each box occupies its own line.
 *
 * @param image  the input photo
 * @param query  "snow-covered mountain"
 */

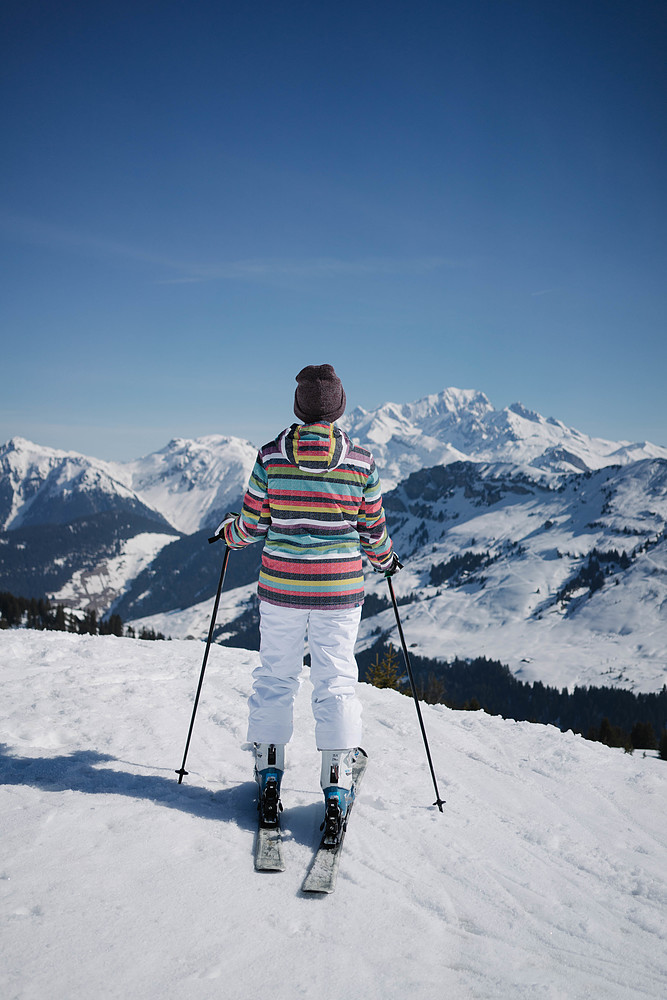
xmin=340 ymin=388 xmax=667 ymax=489
xmin=0 ymin=435 xmax=257 ymax=612
xmin=1 ymin=629 xmax=665 ymax=1000
xmin=0 ymin=434 xmax=257 ymax=536
xmin=132 ymin=457 xmax=667 ymax=694
xmin=4 ymin=390 xmax=665 ymax=535
xmin=0 ymin=437 xmax=168 ymax=531
xmin=5 ymin=390 xmax=665 ymax=535
xmin=117 ymin=434 xmax=258 ymax=535
xmin=2 ymin=388 xmax=666 ymax=693
xmin=363 ymin=457 xmax=667 ymax=693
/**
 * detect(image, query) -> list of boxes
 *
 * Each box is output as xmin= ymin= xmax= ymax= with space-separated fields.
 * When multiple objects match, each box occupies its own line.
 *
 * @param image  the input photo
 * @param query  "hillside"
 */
xmin=358 ymin=458 xmax=667 ymax=693
xmin=1 ymin=630 xmax=665 ymax=999
xmin=132 ymin=458 xmax=667 ymax=694
xmin=1 ymin=388 xmax=666 ymax=693
xmin=0 ymin=435 xmax=257 ymax=613
xmin=340 ymin=388 xmax=667 ymax=489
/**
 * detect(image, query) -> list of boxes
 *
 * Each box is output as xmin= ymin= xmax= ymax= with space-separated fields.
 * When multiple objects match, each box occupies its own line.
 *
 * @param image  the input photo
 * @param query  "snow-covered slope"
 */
xmin=361 ymin=459 xmax=667 ymax=693
xmin=47 ymin=531 xmax=178 ymax=613
xmin=134 ymin=459 xmax=667 ymax=694
xmin=0 ymin=434 xmax=257 ymax=536
xmin=0 ymin=437 xmax=167 ymax=531
xmin=1 ymin=630 xmax=665 ymax=1000
xmin=119 ymin=435 xmax=257 ymax=535
xmin=340 ymin=388 xmax=667 ymax=490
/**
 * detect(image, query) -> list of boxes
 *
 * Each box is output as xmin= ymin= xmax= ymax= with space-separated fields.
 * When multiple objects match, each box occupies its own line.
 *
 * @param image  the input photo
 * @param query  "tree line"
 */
xmin=0 ymin=592 xmax=165 ymax=640
xmin=360 ymin=642 xmax=667 ymax=761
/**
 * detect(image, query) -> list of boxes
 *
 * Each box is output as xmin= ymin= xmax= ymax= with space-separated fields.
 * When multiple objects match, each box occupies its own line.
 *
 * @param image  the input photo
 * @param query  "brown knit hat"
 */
xmin=294 ymin=364 xmax=346 ymax=423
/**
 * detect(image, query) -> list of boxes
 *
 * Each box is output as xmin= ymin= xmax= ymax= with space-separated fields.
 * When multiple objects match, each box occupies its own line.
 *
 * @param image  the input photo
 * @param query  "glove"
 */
xmin=382 ymin=553 xmax=402 ymax=577
xmin=214 ymin=511 xmax=239 ymax=539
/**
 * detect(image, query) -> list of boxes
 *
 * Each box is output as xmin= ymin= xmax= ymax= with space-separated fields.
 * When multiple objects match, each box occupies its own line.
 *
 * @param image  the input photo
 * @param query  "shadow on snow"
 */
xmin=0 ymin=744 xmax=325 ymax=847
xmin=0 ymin=743 xmax=259 ymax=830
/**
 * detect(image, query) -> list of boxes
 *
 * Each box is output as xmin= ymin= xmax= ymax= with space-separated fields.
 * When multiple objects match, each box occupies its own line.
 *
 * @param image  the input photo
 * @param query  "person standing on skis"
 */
xmin=216 ymin=363 xmax=400 ymax=837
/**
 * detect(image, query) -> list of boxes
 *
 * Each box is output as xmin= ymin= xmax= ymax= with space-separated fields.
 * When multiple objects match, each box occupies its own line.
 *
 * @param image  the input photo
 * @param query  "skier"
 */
xmin=216 ymin=363 xmax=400 ymax=840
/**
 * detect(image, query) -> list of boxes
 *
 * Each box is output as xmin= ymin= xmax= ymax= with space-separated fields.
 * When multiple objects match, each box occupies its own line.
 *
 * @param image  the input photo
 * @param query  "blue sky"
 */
xmin=2 ymin=0 xmax=665 ymax=460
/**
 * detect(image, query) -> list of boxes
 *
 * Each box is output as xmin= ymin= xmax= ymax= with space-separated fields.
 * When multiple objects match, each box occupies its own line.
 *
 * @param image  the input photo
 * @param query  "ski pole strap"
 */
xmin=383 ymin=555 xmax=403 ymax=578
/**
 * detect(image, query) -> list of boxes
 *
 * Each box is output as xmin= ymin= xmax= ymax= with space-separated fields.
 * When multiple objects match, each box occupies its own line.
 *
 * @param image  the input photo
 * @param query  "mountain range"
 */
xmin=1 ymin=388 xmax=666 ymax=694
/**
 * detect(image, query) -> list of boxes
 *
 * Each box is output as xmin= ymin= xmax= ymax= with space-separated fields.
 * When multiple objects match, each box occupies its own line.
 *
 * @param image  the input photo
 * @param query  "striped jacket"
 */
xmin=222 ymin=422 xmax=395 ymax=609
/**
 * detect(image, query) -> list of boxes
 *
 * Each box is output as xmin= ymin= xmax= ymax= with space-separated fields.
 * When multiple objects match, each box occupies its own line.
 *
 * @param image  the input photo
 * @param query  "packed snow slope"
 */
xmin=1 ymin=631 xmax=665 ymax=1000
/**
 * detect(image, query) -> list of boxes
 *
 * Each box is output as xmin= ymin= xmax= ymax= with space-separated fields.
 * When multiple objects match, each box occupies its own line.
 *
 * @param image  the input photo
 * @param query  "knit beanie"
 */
xmin=293 ymin=364 xmax=346 ymax=423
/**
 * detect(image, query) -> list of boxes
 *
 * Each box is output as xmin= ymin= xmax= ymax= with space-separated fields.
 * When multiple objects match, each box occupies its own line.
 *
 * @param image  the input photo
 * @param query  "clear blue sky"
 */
xmin=2 ymin=0 xmax=665 ymax=459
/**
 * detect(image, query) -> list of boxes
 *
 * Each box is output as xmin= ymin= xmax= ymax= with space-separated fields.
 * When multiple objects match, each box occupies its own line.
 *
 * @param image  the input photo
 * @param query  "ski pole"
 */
xmin=175 ymin=537 xmax=231 ymax=784
xmin=386 ymin=574 xmax=445 ymax=811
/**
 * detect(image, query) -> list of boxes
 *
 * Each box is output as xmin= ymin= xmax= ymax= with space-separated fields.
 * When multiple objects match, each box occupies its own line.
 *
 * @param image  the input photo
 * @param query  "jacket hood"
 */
xmin=280 ymin=422 xmax=350 ymax=473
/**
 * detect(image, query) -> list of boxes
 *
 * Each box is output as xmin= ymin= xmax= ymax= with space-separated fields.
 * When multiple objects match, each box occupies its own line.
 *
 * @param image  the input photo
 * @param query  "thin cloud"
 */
xmin=0 ymin=212 xmax=465 ymax=285
xmin=156 ymin=255 xmax=463 ymax=285
xmin=0 ymin=213 xmax=191 ymax=273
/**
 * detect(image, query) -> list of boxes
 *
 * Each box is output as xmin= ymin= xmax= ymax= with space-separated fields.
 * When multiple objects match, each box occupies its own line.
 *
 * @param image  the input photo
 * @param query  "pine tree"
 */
xmin=99 ymin=614 xmax=123 ymax=637
xmin=366 ymin=644 xmax=403 ymax=691
xmin=79 ymin=610 xmax=98 ymax=635
xmin=597 ymin=716 xmax=632 ymax=751
xmin=659 ymin=730 xmax=667 ymax=762
xmin=630 ymin=721 xmax=657 ymax=751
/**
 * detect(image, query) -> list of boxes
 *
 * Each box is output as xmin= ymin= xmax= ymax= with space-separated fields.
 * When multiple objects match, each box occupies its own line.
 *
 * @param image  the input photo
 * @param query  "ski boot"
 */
xmin=254 ymin=743 xmax=285 ymax=828
xmin=320 ymin=749 xmax=355 ymax=847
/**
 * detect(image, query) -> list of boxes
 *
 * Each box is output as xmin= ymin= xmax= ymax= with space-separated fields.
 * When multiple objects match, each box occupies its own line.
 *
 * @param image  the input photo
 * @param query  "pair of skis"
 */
xmin=255 ymin=747 xmax=367 ymax=894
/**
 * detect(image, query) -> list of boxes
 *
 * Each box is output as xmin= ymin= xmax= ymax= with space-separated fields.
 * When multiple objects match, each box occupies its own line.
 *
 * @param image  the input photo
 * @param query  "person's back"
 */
xmin=226 ymin=419 xmax=394 ymax=609
xmin=217 ymin=364 xmax=400 ymax=840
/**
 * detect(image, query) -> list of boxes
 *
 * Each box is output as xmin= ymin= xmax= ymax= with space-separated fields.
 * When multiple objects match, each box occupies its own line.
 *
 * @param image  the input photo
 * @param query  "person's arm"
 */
xmin=218 ymin=455 xmax=271 ymax=548
xmin=357 ymin=462 xmax=396 ymax=571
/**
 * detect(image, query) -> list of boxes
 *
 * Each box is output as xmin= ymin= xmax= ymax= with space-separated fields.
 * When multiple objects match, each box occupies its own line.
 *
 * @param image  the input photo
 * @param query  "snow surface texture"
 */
xmin=1 ymin=631 xmax=665 ymax=1000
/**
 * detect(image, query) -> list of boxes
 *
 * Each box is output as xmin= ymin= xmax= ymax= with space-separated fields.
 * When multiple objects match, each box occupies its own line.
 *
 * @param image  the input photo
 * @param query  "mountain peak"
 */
xmin=340 ymin=387 xmax=667 ymax=489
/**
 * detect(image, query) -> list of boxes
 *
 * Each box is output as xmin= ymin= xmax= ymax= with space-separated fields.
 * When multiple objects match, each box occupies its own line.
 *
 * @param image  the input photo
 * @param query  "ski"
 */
xmin=254 ymin=771 xmax=285 ymax=872
xmin=254 ymin=824 xmax=286 ymax=872
xmin=301 ymin=747 xmax=368 ymax=894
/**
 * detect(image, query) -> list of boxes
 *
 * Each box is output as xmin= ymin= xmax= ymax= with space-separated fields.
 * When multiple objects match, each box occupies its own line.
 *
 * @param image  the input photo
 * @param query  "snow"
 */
xmin=0 ymin=434 xmax=257 ymax=536
xmin=2 ymin=630 xmax=666 ymax=999
xmin=132 ymin=460 xmax=667 ymax=695
xmin=119 ymin=435 xmax=258 ymax=535
xmin=339 ymin=389 xmax=667 ymax=491
xmin=47 ymin=532 xmax=177 ymax=613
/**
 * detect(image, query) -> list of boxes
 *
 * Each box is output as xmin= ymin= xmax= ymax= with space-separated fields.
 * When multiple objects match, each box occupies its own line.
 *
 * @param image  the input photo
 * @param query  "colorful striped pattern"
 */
xmin=223 ymin=422 xmax=394 ymax=609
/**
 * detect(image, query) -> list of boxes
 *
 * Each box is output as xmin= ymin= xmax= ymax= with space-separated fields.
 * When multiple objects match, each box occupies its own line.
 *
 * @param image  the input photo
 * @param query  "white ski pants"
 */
xmin=247 ymin=601 xmax=363 ymax=750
